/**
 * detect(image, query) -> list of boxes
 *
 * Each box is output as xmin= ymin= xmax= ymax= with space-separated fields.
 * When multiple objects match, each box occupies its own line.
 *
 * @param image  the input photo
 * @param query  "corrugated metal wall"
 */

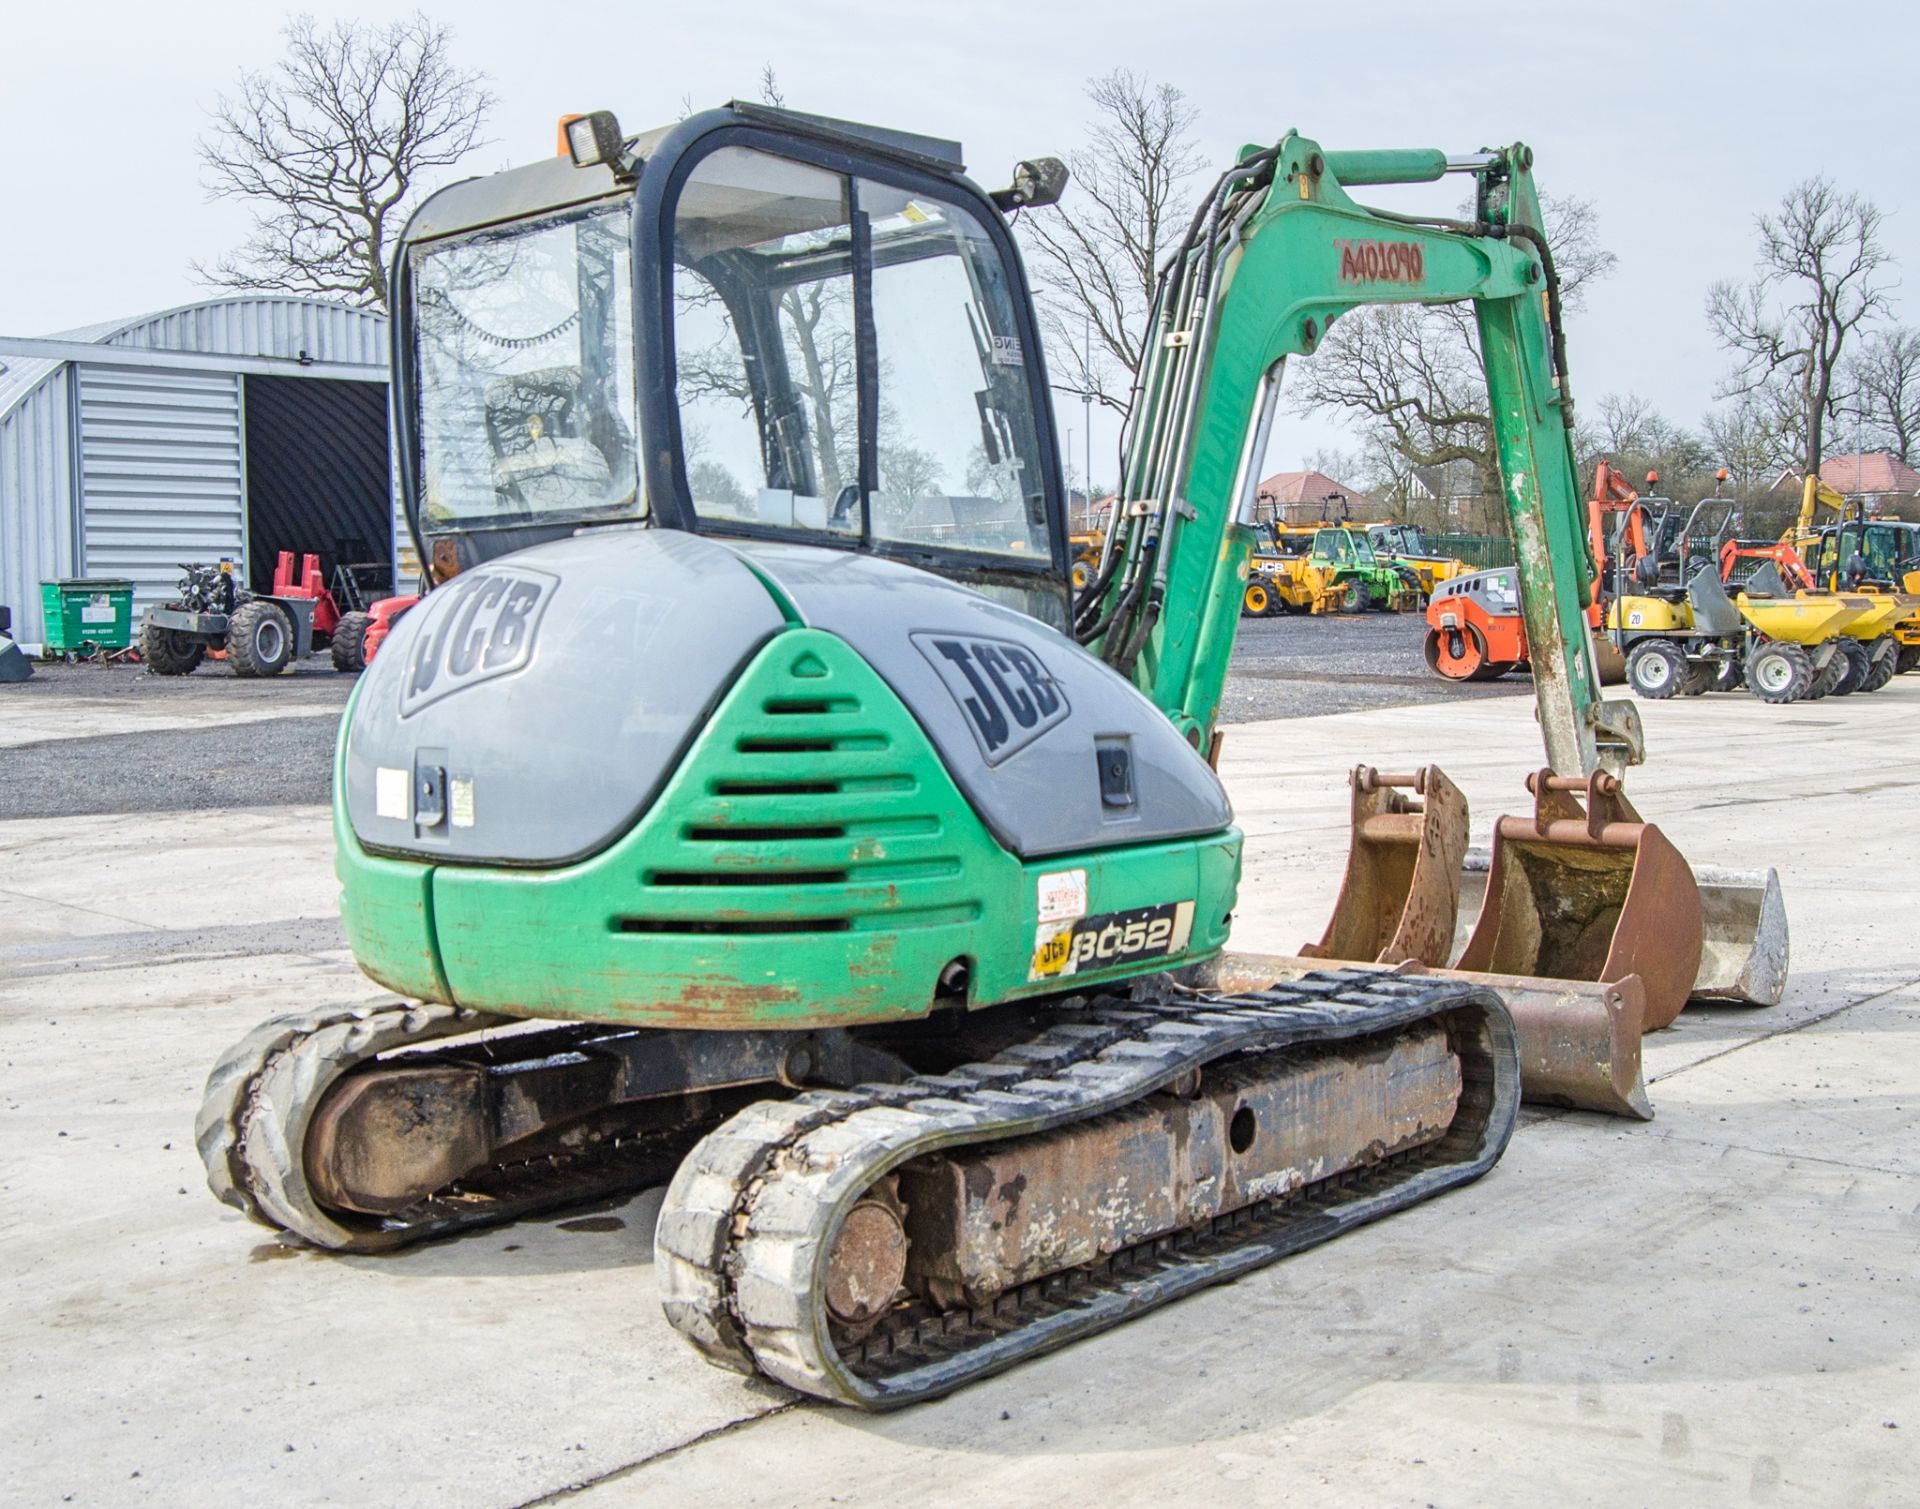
xmin=75 ymin=365 xmax=245 ymax=617
xmin=0 ymin=374 xmax=75 ymax=648
xmin=1 ymin=297 xmax=394 ymax=646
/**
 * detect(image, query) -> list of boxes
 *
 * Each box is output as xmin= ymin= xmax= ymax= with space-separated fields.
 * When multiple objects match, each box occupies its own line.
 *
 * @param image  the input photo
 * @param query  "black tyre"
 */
xmin=1805 ymin=653 xmax=1841 ymax=700
xmin=1680 ymin=661 xmax=1714 ymax=696
xmin=226 ymin=600 xmax=294 ymax=678
xmin=1863 ymin=639 xmax=1898 ymax=692
xmin=1242 ymin=580 xmax=1276 ymax=618
xmin=1897 ymin=646 xmax=1920 ymax=676
xmin=331 ymin=611 xmax=371 ymax=673
xmin=1712 ymin=660 xmax=1742 ymax=693
xmin=1071 ymin=559 xmax=1094 ymax=593
xmin=1828 ymin=637 xmax=1872 ymax=696
xmin=1626 ymin=639 xmax=1688 ymax=699
xmin=1744 ymin=642 xmax=1812 ymax=704
xmin=140 ymin=612 xmax=204 ymax=676
xmin=1338 ymin=581 xmax=1368 ymax=614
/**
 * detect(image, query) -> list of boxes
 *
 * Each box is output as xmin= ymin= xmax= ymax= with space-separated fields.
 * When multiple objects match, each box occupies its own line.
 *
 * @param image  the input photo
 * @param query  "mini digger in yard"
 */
xmin=198 ymin=105 xmax=1788 ymax=1408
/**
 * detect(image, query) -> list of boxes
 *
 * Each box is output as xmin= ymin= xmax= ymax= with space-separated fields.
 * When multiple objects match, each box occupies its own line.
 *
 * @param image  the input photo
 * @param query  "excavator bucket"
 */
xmin=1456 ymin=856 xmax=1788 ymax=1007
xmin=1687 ymin=862 xmax=1789 ymax=1003
xmin=1454 ymin=771 xmax=1702 ymax=1031
xmin=1590 ymin=633 xmax=1627 ymax=685
xmin=1295 ymin=764 xmax=1655 ymax=1118
xmin=1301 ymin=766 xmax=1467 ymax=967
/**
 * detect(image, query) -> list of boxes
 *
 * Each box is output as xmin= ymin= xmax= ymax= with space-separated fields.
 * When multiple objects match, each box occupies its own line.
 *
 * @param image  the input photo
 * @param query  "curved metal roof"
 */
xmin=0 ymin=294 xmax=388 ymax=423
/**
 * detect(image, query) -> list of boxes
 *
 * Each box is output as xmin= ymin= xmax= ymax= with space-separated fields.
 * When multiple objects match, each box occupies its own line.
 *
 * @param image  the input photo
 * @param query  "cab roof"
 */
xmin=406 ymin=103 xmax=968 ymax=244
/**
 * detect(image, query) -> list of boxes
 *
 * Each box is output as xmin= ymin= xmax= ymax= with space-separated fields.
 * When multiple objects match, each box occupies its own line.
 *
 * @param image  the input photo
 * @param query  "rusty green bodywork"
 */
xmin=337 ymin=628 xmax=1239 ymax=1029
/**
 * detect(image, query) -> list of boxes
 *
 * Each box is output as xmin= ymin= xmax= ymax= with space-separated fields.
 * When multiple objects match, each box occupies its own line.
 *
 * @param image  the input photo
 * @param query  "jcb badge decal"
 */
xmin=1029 ymin=900 xmax=1196 ymax=982
xmin=400 ymin=566 xmax=556 ymax=715
xmin=912 ymin=632 xmax=1069 ymax=764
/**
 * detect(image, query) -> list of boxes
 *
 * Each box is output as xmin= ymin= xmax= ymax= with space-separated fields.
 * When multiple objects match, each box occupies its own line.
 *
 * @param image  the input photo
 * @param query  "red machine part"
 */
xmin=361 ymin=595 xmax=420 ymax=664
xmin=1718 ymin=536 xmax=1816 ymax=590
xmin=1427 ymin=461 xmax=1640 ymax=686
xmin=271 ymin=551 xmax=343 ymax=638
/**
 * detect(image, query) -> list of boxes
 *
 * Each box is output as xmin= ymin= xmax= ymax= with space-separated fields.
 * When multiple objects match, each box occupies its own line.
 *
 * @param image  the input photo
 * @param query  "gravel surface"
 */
xmin=1 ymin=614 xmax=1522 ymax=819
xmin=1 ymin=657 xmax=351 ymax=820
xmin=1218 ymin=610 xmax=1528 ymax=723
xmin=6 ymin=654 xmax=356 ymax=707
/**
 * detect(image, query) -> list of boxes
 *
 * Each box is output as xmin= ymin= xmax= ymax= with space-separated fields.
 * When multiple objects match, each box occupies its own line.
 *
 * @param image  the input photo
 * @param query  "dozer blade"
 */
xmin=1455 ymin=854 xmax=1789 ymax=1009
xmin=1302 ymin=766 xmax=1468 ymax=967
xmin=1195 ymin=952 xmax=1651 ymax=1120
xmin=1453 ymin=771 xmax=1703 ymax=1031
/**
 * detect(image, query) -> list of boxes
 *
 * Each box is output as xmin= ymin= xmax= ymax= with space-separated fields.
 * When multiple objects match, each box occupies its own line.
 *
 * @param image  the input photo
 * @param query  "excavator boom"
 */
xmin=1087 ymin=137 xmax=1787 ymax=1114
xmin=1080 ymin=138 xmax=1638 ymax=777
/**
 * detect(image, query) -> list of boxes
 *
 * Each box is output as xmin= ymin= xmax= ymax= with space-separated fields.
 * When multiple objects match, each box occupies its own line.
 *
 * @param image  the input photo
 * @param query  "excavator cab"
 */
xmin=1813 ymin=518 xmax=1919 ymax=591
xmin=396 ymin=106 xmax=1072 ymax=627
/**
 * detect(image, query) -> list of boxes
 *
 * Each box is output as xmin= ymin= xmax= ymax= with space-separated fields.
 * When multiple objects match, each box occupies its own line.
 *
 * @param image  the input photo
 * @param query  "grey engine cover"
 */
xmin=732 ymin=541 xmax=1229 ymax=859
xmin=345 ymin=530 xmax=1229 ymax=864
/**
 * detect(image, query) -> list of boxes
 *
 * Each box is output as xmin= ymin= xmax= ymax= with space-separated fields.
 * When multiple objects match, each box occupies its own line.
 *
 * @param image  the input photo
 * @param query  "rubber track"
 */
xmin=198 ymin=1003 xmax=767 ymax=1252
xmin=654 ymin=969 xmax=1519 ymax=1409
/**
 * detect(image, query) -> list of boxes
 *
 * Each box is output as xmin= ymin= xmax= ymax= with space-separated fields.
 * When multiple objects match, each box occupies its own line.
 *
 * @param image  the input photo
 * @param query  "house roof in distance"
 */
xmin=1255 ymin=469 xmax=1384 ymax=515
xmin=1819 ymin=452 xmax=1920 ymax=496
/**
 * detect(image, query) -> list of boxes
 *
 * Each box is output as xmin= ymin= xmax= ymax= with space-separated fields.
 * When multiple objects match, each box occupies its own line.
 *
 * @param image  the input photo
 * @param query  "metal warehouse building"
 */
xmin=0 ymin=295 xmax=397 ymax=651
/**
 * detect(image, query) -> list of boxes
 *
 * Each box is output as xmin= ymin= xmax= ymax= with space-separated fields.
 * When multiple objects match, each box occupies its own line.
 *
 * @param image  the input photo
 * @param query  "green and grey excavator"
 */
xmin=197 ymin=104 xmax=1779 ymax=1408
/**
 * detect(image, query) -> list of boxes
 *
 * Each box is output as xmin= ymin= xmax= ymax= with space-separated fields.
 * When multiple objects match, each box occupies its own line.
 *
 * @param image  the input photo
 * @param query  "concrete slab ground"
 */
xmin=2 ymin=681 xmax=1916 ymax=1507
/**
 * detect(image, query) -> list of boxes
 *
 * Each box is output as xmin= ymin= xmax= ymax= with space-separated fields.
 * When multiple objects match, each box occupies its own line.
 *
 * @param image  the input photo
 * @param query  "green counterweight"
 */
xmin=337 ymin=629 xmax=1239 ymax=1028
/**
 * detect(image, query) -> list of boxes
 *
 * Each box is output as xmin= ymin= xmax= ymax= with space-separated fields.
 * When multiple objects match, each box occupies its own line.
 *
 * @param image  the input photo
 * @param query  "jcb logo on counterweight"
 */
xmin=400 ymin=566 xmax=555 ymax=715
xmin=912 ymin=632 xmax=1069 ymax=764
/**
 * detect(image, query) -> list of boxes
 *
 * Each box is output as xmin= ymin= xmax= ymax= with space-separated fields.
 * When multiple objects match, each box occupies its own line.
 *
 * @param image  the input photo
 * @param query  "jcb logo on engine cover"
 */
xmin=400 ymin=566 xmax=556 ymax=715
xmin=912 ymin=632 xmax=1069 ymax=764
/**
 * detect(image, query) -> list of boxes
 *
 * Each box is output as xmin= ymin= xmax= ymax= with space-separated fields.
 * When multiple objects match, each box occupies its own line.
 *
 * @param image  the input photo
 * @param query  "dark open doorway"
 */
xmin=242 ymin=375 xmax=391 ymax=602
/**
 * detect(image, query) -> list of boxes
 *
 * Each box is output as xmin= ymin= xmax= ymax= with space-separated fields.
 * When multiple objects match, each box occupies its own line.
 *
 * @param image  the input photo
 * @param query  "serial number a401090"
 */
xmin=1029 ymin=900 xmax=1197 ymax=982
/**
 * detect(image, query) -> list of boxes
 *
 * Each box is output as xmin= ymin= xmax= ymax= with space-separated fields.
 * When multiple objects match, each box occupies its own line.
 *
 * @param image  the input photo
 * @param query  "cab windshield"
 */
xmin=1315 ymin=529 xmax=1376 ymax=566
xmin=411 ymin=202 xmax=639 ymax=528
xmin=670 ymin=146 xmax=1050 ymax=561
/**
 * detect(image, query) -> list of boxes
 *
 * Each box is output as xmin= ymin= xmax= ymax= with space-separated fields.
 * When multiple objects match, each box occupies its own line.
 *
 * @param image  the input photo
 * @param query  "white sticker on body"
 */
xmin=376 ymin=766 xmax=411 ymax=821
xmin=449 ymin=777 xmax=476 ymax=829
xmin=1037 ymin=868 xmax=1088 ymax=923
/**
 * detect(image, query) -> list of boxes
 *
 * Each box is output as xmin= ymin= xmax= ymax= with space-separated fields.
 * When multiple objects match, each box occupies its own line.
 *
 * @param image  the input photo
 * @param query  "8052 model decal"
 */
xmin=1029 ymin=900 xmax=1197 ymax=982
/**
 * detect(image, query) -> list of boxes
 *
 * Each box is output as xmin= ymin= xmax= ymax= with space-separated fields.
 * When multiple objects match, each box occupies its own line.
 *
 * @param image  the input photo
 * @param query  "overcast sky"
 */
xmin=3 ymin=0 xmax=1911 ymax=483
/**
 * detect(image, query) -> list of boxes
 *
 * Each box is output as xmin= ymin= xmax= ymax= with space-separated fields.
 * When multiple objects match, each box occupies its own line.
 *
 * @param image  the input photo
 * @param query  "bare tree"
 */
xmin=1018 ymin=70 xmax=1205 ymax=418
xmin=1594 ymin=392 xmax=1656 ymax=457
xmin=196 ymin=14 xmax=492 ymax=310
xmin=1848 ymin=326 xmax=1920 ymax=463
xmin=1701 ymin=395 xmax=1790 ymax=498
xmin=1289 ymin=195 xmax=1617 ymax=503
xmin=1706 ymin=177 xmax=1892 ymax=480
